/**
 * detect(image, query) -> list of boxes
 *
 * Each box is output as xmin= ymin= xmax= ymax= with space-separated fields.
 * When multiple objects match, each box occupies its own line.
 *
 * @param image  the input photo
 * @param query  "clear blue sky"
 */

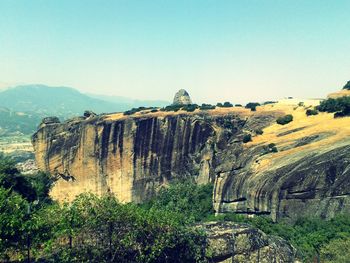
xmin=1 ymin=0 xmax=349 ymax=103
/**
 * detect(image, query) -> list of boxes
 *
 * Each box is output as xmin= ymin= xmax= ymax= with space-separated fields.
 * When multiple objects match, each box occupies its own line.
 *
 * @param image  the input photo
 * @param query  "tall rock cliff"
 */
xmin=32 ymin=104 xmax=350 ymax=221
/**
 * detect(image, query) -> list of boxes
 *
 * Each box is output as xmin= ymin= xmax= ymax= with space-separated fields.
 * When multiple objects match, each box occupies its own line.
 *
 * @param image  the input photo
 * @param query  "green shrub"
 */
xmin=243 ymin=134 xmax=252 ymax=143
xmin=261 ymin=143 xmax=278 ymax=155
xmin=200 ymin=104 xmax=216 ymax=110
xmin=217 ymin=102 xmax=233 ymax=108
xmin=306 ymin=109 xmax=318 ymax=116
xmin=320 ymin=237 xmax=350 ymax=263
xmin=144 ymin=181 xmax=214 ymax=222
xmin=263 ymin=101 xmax=277 ymax=105
xmin=255 ymin=129 xmax=264 ymax=135
xmin=124 ymin=107 xmax=155 ymax=115
xmin=316 ymin=97 xmax=350 ymax=118
xmin=276 ymin=114 xmax=293 ymax=125
xmin=182 ymin=104 xmax=199 ymax=112
xmin=235 ymin=104 xmax=242 ymax=107
xmin=160 ymin=105 xmax=183 ymax=112
xmin=245 ymin=102 xmax=260 ymax=111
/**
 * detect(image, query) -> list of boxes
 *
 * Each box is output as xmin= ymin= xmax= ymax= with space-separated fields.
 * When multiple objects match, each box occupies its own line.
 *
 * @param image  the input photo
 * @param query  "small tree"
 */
xmin=276 ymin=115 xmax=293 ymax=125
xmin=243 ymin=134 xmax=252 ymax=143
xmin=245 ymin=102 xmax=260 ymax=111
xmin=306 ymin=109 xmax=318 ymax=116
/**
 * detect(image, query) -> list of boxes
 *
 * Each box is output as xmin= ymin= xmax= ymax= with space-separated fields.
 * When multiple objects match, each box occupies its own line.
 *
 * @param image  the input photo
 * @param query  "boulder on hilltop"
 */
xmin=173 ymin=89 xmax=192 ymax=105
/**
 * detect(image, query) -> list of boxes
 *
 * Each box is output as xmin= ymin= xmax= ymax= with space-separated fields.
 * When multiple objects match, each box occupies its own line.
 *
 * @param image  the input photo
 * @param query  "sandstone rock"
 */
xmin=200 ymin=221 xmax=296 ymax=263
xmin=173 ymin=89 xmax=192 ymax=105
xmin=38 ymin=116 xmax=60 ymax=129
xmin=41 ymin=116 xmax=60 ymax=125
xmin=32 ymin=113 xmax=274 ymax=203
xmin=32 ymin=108 xmax=350 ymax=222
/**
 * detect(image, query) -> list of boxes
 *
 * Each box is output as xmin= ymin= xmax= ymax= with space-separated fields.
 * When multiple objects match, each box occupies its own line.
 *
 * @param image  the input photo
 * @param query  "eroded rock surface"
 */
xmin=200 ymin=221 xmax=296 ymax=263
xmin=173 ymin=89 xmax=193 ymax=105
xmin=32 ymin=105 xmax=350 ymax=221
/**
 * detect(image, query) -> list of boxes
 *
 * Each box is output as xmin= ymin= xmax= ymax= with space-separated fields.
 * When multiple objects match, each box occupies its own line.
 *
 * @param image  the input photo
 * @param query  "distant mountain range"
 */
xmin=0 ymin=84 xmax=169 ymax=136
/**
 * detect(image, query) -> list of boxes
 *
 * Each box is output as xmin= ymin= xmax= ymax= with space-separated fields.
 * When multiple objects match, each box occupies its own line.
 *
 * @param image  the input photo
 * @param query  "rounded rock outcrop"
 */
xmin=173 ymin=89 xmax=192 ymax=105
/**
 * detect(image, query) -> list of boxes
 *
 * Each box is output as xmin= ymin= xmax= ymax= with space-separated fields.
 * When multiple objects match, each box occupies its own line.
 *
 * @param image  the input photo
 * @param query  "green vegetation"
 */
xmin=161 ymin=104 xmax=183 ymax=112
xmin=255 ymin=128 xmax=264 ymax=135
xmin=210 ymin=213 xmax=350 ymax=262
xmin=316 ymin=96 xmax=350 ymax=118
xmin=245 ymin=102 xmax=260 ymax=111
xmin=199 ymin=104 xmax=216 ymax=110
xmin=216 ymin=102 xmax=233 ymax=107
xmin=160 ymin=104 xmax=199 ymax=113
xmin=1 ymin=156 xmax=350 ymax=262
xmin=242 ymin=134 xmax=252 ymax=143
xmin=182 ymin=104 xmax=199 ymax=112
xmin=124 ymin=106 xmax=157 ymax=115
xmin=263 ymin=101 xmax=277 ymax=105
xmin=235 ymin=104 xmax=242 ymax=107
xmin=276 ymin=114 xmax=293 ymax=125
xmin=320 ymin=237 xmax=350 ymax=262
xmin=306 ymin=109 xmax=319 ymax=116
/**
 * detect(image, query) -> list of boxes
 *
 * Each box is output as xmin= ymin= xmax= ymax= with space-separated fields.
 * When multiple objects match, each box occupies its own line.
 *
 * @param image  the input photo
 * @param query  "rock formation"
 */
xmin=32 ymin=103 xmax=350 ymax=221
xmin=173 ymin=89 xmax=192 ymax=105
xmin=327 ymin=80 xmax=350 ymax=98
xmin=200 ymin=222 xmax=296 ymax=262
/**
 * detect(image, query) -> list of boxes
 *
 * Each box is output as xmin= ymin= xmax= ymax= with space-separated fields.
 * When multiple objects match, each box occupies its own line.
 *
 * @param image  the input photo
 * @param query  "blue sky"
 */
xmin=0 ymin=0 xmax=350 ymax=103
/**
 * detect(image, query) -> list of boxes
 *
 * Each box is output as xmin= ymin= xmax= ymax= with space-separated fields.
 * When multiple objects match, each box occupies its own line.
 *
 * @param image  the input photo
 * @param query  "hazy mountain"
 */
xmin=0 ymin=84 xmax=170 ymax=136
xmin=0 ymin=85 xmax=121 ymax=117
xmin=0 ymin=107 xmax=42 ymax=136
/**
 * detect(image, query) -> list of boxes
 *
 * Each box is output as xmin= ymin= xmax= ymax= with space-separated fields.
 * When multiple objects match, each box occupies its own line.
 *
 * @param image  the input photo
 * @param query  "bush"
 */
xmin=41 ymin=194 xmax=206 ymax=263
xmin=306 ymin=109 xmax=318 ymax=116
xmin=160 ymin=105 xmax=183 ymax=112
xmin=320 ymin=237 xmax=350 ymax=263
xmin=235 ymin=104 xmax=242 ymax=107
xmin=276 ymin=115 xmax=293 ymax=125
xmin=261 ymin=143 xmax=278 ymax=155
xmin=144 ymin=181 xmax=214 ymax=222
xmin=200 ymin=104 xmax=216 ymax=110
xmin=245 ymin=102 xmax=260 ymax=111
xmin=316 ymin=97 xmax=350 ymax=118
xmin=255 ymin=129 xmax=264 ymax=135
xmin=263 ymin=101 xmax=277 ymax=105
xmin=243 ymin=134 xmax=252 ymax=143
xmin=182 ymin=104 xmax=199 ymax=112
xmin=124 ymin=107 xmax=156 ymax=115
xmin=217 ymin=102 xmax=233 ymax=108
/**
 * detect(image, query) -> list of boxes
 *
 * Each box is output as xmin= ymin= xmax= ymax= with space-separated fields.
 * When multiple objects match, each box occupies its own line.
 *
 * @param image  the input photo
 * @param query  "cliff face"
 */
xmin=32 ymin=105 xmax=350 ymax=221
